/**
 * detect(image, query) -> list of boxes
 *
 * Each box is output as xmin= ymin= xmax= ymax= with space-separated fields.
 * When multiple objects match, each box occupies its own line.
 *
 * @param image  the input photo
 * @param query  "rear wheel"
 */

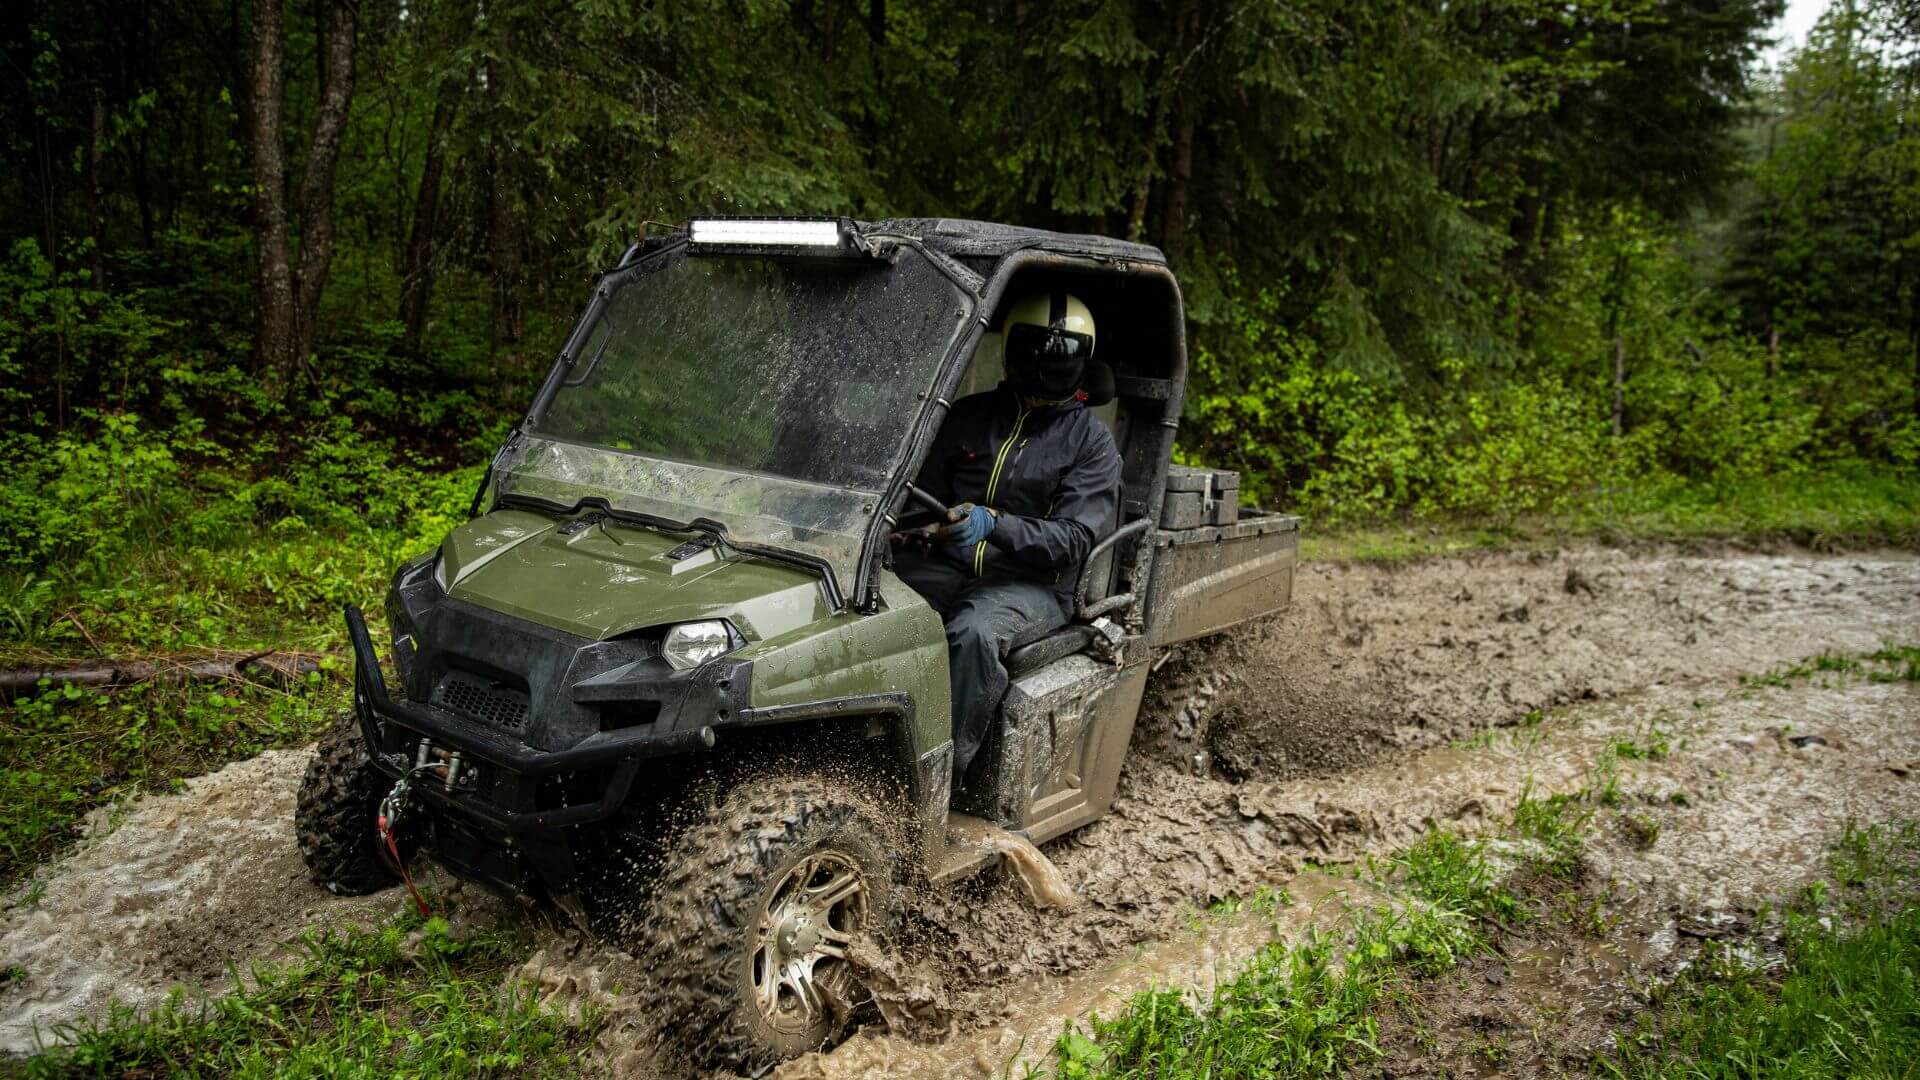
xmin=296 ymin=709 xmax=400 ymax=895
xmin=630 ymin=777 xmax=901 ymax=1072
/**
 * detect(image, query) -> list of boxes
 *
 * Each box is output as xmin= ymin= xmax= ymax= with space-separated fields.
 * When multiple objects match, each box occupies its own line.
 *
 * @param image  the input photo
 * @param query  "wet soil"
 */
xmin=1146 ymin=547 xmax=1920 ymax=779
xmin=1 ymin=544 xmax=1916 ymax=1069
xmin=785 ymin=675 xmax=1920 ymax=1078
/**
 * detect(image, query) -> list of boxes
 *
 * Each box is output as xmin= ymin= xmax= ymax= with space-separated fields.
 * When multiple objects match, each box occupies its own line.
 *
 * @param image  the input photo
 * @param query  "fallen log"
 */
xmin=0 ymin=650 xmax=334 ymax=696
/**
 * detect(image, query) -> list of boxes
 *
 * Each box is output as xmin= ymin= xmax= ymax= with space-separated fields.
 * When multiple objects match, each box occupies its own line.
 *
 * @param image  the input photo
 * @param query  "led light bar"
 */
xmin=689 ymin=218 xmax=844 ymax=248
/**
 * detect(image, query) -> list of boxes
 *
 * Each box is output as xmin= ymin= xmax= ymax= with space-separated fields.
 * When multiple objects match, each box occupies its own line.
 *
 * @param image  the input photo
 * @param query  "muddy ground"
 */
xmin=2 ymin=544 xmax=1916 ymax=1070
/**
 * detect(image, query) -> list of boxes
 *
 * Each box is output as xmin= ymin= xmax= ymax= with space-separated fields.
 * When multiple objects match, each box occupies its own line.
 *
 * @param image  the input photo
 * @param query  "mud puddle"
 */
xmin=1147 ymin=547 xmax=1920 ymax=778
xmin=1 ymin=545 xmax=1915 ymax=1067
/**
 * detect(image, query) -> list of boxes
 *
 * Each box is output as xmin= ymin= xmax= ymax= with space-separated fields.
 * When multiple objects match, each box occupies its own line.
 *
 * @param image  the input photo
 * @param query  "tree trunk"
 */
xmin=486 ymin=48 xmax=524 ymax=367
xmin=1612 ymin=335 xmax=1625 ymax=438
xmin=399 ymin=74 xmax=459 ymax=352
xmin=247 ymin=0 xmax=296 ymax=377
xmin=288 ymin=0 xmax=357 ymax=386
xmin=1910 ymin=305 xmax=1919 ymax=423
xmin=87 ymin=89 xmax=108 ymax=289
xmin=1129 ymin=0 xmax=1202 ymax=246
xmin=488 ymin=151 xmax=523 ymax=366
xmin=1162 ymin=111 xmax=1197 ymax=260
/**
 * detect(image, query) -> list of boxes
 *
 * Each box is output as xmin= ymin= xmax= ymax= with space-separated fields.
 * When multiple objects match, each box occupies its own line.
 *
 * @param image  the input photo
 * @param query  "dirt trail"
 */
xmin=1144 ymin=547 xmax=1920 ymax=778
xmin=1 ymin=545 xmax=1915 ymax=1065
xmin=782 ymin=675 xmax=1920 ymax=1078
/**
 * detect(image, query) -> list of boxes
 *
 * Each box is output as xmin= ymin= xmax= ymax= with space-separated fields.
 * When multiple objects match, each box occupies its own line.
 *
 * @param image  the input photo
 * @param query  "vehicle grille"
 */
xmin=434 ymin=671 xmax=530 ymax=731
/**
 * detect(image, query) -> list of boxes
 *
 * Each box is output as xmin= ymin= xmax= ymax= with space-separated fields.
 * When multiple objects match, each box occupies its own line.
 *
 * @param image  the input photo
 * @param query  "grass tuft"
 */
xmin=1602 ymin=820 xmax=1920 ymax=1079
xmin=18 ymin=912 xmax=599 ymax=1077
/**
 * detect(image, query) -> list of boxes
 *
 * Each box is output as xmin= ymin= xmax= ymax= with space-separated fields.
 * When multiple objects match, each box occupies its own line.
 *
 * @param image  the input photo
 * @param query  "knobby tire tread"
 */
xmin=630 ymin=776 xmax=900 ymax=1073
xmin=295 ymin=708 xmax=399 ymax=896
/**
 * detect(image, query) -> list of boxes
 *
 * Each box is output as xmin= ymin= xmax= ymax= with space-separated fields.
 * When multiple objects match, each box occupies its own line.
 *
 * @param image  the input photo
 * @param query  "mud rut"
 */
xmin=3 ymin=546 xmax=1917 ymax=1072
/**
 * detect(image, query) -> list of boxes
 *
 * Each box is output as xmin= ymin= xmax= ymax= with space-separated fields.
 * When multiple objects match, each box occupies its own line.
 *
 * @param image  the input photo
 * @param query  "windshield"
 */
xmin=501 ymin=244 xmax=974 ymax=594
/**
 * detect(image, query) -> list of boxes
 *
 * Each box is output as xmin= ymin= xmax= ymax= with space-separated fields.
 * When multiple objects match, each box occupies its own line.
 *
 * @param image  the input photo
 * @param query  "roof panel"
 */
xmin=858 ymin=217 xmax=1167 ymax=265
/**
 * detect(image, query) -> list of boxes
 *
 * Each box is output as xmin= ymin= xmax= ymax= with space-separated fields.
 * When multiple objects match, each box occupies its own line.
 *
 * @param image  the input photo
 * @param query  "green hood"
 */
xmin=437 ymin=509 xmax=831 ymax=642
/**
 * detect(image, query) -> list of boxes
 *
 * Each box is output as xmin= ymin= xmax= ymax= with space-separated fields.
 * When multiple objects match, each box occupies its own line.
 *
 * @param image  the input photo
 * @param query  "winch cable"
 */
xmin=377 ymin=769 xmax=436 ymax=917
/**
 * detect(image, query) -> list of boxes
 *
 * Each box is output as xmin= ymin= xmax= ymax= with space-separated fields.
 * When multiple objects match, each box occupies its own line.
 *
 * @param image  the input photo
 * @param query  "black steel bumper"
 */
xmin=346 ymin=604 xmax=716 ymax=835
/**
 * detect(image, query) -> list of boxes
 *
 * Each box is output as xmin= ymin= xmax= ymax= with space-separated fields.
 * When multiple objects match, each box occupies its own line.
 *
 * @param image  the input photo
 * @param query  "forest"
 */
xmin=6 ymin=0 xmax=1919 ymax=557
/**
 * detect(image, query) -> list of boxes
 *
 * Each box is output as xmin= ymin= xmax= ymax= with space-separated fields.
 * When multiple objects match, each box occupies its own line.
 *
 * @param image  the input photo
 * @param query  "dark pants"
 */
xmin=894 ymin=554 xmax=1068 ymax=779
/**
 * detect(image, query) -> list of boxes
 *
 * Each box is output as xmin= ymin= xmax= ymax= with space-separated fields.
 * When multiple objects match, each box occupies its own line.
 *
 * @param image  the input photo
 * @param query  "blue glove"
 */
xmin=945 ymin=503 xmax=996 ymax=547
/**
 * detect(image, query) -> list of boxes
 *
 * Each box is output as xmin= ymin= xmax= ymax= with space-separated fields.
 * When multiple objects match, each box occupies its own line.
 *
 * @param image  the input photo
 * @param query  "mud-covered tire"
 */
xmin=296 ymin=709 xmax=399 ymax=895
xmin=630 ymin=777 xmax=902 ymax=1072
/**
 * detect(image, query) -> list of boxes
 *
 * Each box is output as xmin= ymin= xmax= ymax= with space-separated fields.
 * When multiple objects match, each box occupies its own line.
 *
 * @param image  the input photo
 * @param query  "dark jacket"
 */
xmin=913 ymin=383 xmax=1123 ymax=596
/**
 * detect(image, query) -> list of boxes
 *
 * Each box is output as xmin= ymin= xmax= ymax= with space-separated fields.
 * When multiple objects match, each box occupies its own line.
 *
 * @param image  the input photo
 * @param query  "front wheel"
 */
xmin=629 ymin=777 xmax=901 ymax=1072
xmin=295 ymin=709 xmax=400 ymax=895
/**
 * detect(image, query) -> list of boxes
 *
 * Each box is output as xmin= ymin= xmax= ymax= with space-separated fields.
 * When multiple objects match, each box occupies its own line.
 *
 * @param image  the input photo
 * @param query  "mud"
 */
xmin=795 ymin=675 xmax=1920 ymax=1078
xmin=0 ymin=752 xmax=396 ymax=1052
xmin=944 ymin=817 xmax=1079 ymax=910
xmin=1147 ymin=548 xmax=1920 ymax=779
xmin=1 ymin=544 xmax=1915 ymax=1069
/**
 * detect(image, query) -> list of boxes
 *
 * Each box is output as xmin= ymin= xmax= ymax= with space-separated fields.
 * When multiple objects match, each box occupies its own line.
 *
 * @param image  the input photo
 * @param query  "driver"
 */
xmin=892 ymin=291 xmax=1123 ymax=788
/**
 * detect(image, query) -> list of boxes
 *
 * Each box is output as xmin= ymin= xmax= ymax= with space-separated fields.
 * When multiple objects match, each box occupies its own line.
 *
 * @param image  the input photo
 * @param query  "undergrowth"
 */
xmin=1602 ymin=821 xmax=1920 ymax=1078
xmin=1302 ymin=466 xmax=1920 ymax=564
xmin=17 ymin=911 xmax=599 ymax=1077
xmin=0 ymin=678 xmax=343 ymax=884
xmin=1040 ymin=791 xmax=1562 ymax=1078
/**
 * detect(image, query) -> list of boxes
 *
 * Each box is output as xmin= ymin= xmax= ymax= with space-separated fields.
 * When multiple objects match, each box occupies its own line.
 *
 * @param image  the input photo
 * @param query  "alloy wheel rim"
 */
xmin=752 ymin=850 xmax=867 ymax=1035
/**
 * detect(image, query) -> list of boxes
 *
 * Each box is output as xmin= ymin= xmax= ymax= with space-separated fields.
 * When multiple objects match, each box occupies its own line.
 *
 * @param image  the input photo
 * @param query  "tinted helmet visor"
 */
xmin=1006 ymin=323 xmax=1094 ymax=396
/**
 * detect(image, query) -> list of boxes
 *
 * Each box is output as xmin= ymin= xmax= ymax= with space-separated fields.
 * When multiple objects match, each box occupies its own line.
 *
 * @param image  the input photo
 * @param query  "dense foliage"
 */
xmin=5 ymin=0 xmax=1916 ymax=551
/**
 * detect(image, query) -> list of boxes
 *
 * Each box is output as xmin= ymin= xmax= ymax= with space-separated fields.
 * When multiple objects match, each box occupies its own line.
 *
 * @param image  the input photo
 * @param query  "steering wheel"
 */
xmin=892 ymin=483 xmax=953 ymax=532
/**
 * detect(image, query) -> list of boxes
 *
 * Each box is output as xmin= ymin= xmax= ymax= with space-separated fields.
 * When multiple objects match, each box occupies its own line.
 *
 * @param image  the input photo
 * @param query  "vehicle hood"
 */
xmin=437 ymin=509 xmax=831 ymax=642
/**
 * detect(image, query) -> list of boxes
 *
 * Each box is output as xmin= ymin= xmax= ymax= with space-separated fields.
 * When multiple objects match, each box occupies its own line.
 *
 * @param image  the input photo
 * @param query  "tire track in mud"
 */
xmin=2 ymin=545 xmax=1916 ymax=1066
xmin=782 ymin=676 xmax=1920 ymax=1078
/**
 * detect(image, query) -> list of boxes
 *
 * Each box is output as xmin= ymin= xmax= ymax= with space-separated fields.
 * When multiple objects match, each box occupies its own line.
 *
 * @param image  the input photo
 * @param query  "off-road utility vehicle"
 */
xmin=297 ymin=216 xmax=1297 ymax=1070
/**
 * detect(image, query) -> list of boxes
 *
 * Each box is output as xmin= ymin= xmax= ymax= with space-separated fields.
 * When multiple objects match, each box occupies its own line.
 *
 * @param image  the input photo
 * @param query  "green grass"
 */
xmin=1603 ymin=821 xmax=1920 ymax=1079
xmin=1866 ymin=645 xmax=1920 ymax=683
xmin=1037 ymin=794 xmax=1579 ymax=1079
xmin=18 ymin=912 xmax=598 ymax=1078
xmin=1609 ymin=719 xmax=1672 ymax=761
xmin=1302 ymin=466 xmax=1920 ymax=564
xmin=1 ymin=675 xmax=342 ymax=885
xmin=1395 ymin=830 xmax=1525 ymax=928
xmin=1744 ymin=643 xmax=1920 ymax=689
xmin=1570 ymin=466 xmax=1920 ymax=550
xmin=1510 ymin=784 xmax=1591 ymax=878
xmin=1047 ymin=906 xmax=1473 ymax=1079
xmin=1450 ymin=709 xmax=1549 ymax=752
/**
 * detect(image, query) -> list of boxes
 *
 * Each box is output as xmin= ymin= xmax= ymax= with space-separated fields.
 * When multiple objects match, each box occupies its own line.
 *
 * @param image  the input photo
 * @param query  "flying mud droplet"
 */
xmin=947 ymin=818 xmax=1078 ymax=910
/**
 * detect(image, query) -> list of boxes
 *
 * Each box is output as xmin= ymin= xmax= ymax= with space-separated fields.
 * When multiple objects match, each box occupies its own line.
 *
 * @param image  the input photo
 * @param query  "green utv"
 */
xmin=297 ymin=217 xmax=1297 ymax=1070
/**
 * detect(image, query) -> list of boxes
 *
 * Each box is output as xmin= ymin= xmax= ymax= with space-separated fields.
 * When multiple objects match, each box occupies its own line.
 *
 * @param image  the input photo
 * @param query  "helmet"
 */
xmin=1004 ymin=291 xmax=1095 ymax=399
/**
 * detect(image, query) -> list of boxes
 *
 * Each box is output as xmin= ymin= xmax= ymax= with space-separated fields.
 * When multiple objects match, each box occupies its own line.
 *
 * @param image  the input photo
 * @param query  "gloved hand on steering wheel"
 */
xmin=939 ymin=502 xmax=996 ymax=547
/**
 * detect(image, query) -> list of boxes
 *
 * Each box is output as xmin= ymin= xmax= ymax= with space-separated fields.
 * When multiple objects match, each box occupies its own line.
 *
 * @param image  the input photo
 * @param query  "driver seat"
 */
xmin=1003 ymin=356 xmax=1120 ymax=679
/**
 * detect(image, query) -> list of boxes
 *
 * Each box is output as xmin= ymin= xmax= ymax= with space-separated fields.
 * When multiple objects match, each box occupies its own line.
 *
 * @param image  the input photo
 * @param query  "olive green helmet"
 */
xmin=1003 ymin=291 xmax=1095 ymax=398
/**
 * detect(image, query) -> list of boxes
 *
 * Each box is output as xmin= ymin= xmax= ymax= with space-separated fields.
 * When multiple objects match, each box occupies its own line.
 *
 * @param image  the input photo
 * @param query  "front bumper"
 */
xmin=347 ymin=603 xmax=730 ymax=903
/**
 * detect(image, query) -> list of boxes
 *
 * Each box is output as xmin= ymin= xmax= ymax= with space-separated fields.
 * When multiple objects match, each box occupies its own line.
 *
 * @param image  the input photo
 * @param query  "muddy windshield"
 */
xmin=502 ymin=245 xmax=973 ymax=592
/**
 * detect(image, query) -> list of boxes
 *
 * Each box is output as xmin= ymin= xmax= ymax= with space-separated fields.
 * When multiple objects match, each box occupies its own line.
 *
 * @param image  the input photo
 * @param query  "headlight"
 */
xmin=662 ymin=620 xmax=736 ymax=671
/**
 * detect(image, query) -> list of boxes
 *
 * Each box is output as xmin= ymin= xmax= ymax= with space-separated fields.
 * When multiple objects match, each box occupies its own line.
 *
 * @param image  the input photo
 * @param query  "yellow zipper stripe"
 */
xmin=974 ymin=406 xmax=1030 ymax=576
